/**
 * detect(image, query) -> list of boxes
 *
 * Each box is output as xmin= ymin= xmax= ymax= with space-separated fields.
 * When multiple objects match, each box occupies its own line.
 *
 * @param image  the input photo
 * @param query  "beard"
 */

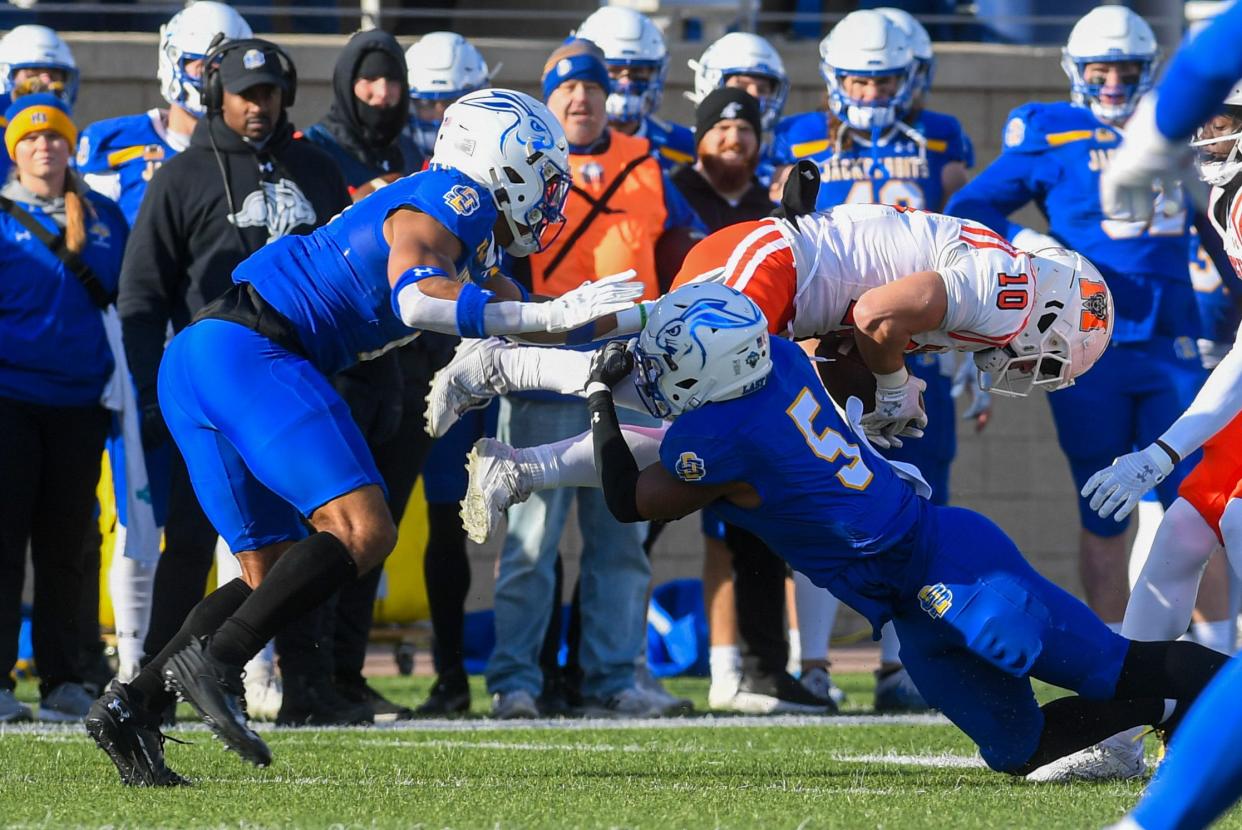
xmin=700 ymin=147 xmax=757 ymax=194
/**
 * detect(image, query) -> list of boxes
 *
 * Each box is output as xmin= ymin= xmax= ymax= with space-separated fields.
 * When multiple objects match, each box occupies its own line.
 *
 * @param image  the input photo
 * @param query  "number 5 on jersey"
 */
xmin=786 ymin=388 xmax=873 ymax=491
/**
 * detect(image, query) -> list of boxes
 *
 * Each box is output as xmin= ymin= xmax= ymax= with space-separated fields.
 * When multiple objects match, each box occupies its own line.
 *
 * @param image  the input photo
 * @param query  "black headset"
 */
xmin=202 ymin=34 xmax=298 ymax=113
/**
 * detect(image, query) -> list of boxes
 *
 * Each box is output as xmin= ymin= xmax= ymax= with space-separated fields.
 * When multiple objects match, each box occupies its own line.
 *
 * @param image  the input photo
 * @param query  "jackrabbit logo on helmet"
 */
xmin=653 ymin=297 xmax=764 ymax=369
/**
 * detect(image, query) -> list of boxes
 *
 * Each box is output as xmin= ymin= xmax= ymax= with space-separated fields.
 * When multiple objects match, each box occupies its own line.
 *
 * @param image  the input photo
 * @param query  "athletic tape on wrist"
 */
xmin=390 ymin=265 xmax=450 ymax=320
xmin=456 ymin=281 xmax=495 ymax=339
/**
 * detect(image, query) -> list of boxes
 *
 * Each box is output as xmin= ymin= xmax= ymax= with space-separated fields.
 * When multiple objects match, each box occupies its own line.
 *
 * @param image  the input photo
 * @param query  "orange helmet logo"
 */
xmin=1079 ymin=278 xmax=1109 ymax=332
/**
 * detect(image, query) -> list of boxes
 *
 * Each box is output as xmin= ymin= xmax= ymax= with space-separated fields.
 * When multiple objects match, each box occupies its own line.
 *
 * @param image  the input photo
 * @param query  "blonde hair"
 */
xmin=63 ymin=171 xmax=91 ymax=254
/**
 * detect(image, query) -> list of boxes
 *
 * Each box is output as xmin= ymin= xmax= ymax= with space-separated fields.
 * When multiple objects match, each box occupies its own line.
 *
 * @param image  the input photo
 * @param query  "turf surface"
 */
xmin=1 ymin=674 xmax=1237 ymax=829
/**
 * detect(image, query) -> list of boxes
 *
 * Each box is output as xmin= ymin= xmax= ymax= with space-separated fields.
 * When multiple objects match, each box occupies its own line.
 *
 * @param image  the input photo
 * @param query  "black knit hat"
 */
xmin=694 ymin=87 xmax=762 ymax=146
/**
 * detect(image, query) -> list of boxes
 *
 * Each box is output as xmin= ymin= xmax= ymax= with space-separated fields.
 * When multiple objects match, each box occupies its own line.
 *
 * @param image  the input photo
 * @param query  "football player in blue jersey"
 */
xmin=945 ymin=9 xmax=1208 ymax=721
xmin=78 ymin=2 xmax=252 ymax=225
xmin=770 ymin=9 xmax=978 ymax=709
xmin=84 ymin=89 xmax=645 ymax=779
xmin=686 ymin=32 xmax=788 ymax=188
xmin=583 ymin=281 xmax=1227 ymax=779
xmin=406 ymin=32 xmax=494 ymax=161
xmin=575 ymin=6 xmax=697 ymax=172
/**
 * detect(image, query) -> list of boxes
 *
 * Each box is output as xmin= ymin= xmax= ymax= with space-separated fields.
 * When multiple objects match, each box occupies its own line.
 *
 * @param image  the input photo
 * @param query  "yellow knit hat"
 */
xmin=5 ymin=93 xmax=77 ymax=161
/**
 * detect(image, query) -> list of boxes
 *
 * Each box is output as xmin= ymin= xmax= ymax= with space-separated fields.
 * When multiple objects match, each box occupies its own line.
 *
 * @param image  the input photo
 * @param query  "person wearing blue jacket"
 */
xmin=0 ymin=94 xmax=128 ymax=724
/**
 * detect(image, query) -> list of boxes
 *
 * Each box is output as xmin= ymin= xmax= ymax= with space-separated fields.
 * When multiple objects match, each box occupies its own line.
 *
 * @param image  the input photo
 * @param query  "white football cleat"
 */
xmin=461 ymin=437 xmax=533 ymax=544
xmin=1025 ymin=733 xmax=1146 ymax=782
xmin=424 ymin=337 xmax=512 ymax=438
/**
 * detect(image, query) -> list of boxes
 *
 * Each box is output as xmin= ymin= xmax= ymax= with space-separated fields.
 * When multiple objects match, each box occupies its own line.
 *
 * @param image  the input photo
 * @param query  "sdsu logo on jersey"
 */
xmin=918 ymin=583 xmax=953 ymax=619
xmin=1079 ymin=278 xmax=1109 ymax=331
xmin=675 ymin=451 xmax=706 ymax=482
xmin=444 ymin=184 xmax=481 ymax=216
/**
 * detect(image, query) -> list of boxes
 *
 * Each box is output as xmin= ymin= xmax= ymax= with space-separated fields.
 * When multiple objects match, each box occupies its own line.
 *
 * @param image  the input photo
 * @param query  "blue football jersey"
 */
xmin=235 ymin=166 xmax=502 ymax=375
xmin=77 ymin=109 xmax=188 ymax=226
xmin=638 ymin=115 xmax=696 ymax=171
xmin=770 ymin=109 xmax=973 ymax=212
xmin=945 ymin=101 xmax=1199 ymax=342
xmin=659 ymin=336 xmax=929 ymax=629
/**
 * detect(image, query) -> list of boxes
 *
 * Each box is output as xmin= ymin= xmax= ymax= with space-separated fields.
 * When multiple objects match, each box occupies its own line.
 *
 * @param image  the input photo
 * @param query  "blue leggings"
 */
xmin=891 ymin=506 xmax=1130 ymax=771
xmin=158 ymin=319 xmax=383 ymax=552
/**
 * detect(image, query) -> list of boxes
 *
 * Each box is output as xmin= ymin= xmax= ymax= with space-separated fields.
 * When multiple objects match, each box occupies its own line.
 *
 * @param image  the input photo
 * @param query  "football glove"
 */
xmin=542 ymin=270 xmax=644 ymax=333
xmin=587 ymin=339 xmax=636 ymax=390
xmin=861 ymin=368 xmax=927 ymax=449
xmin=1099 ymin=94 xmax=1194 ymax=224
xmin=1081 ymin=443 xmax=1178 ymax=521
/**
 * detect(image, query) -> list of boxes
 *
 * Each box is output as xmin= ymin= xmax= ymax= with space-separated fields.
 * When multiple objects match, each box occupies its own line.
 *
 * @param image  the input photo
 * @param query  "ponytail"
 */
xmin=63 ymin=171 xmax=91 ymax=254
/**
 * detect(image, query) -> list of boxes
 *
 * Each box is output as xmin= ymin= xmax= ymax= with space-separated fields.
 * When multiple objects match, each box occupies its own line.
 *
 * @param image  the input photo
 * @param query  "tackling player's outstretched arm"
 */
xmin=384 ymin=209 xmax=644 ymax=339
xmin=585 ymin=342 xmax=754 ymax=523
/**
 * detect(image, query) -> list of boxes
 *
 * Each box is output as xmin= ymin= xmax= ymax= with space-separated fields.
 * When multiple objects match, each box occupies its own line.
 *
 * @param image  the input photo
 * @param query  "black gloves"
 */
xmin=588 ymin=340 xmax=635 ymax=390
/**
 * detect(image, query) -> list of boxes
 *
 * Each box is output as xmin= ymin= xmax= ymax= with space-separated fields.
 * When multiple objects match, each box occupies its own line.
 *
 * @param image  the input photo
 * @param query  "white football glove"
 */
xmin=951 ymin=357 xmax=992 ymax=426
xmin=542 ymin=270 xmax=644 ymax=333
xmin=861 ymin=368 xmax=927 ymax=449
xmin=1100 ymin=94 xmax=1194 ymax=223
xmin=1011 ymin=227 xmax=1060 ymax=254
xmin=1081 ymin=443 xmax=1177 ymax=521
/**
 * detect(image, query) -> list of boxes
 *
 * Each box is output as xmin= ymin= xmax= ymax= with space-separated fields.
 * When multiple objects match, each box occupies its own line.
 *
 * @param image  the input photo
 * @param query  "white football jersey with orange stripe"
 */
xmin=676 ymin=204 xmax=1034 ymax=352
xmin=1208 ymin=185 xmax=1242 ymax=279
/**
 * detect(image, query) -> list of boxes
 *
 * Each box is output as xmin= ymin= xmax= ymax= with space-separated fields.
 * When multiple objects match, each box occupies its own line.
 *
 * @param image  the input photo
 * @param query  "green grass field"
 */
xmin=2 ymin=673 xmax=1238 ymax=830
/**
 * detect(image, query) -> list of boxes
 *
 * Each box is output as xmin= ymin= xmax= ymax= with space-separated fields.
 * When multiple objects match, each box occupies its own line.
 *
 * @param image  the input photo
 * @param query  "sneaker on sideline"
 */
xmin=491 ymin=689 xmax=539 ymax=720
xmin=38 ymin=682 xmax=93 ymax=722
xmin=580 ymin=685 xmax=666 ymax=719
xmin=800 ymin=666 xmax=848 ymax=709
xmin=0 ymin=688 xmax=32 ymax=723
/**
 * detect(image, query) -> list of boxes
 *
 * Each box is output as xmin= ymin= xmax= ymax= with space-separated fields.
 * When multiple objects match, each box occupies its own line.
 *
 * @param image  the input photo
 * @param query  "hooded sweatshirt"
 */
xmin=303 ymin=29 xmax=422 ymax=191
xmin=118 ymin=112 xmax=350 ymax=412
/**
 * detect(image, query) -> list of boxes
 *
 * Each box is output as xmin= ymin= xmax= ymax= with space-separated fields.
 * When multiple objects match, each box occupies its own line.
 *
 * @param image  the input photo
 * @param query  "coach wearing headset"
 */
xmin=117 ymin=37 xmax=349 ymax=719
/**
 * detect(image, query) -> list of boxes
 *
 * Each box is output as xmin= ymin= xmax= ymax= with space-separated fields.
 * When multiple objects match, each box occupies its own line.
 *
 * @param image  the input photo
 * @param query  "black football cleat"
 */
xmin=85 ymin=680 xmax=189 ymax=787
xmin=414 ymin=674 xmax=471 ymax=717
xmin=164 ymin=638 xmax=271 ymax=768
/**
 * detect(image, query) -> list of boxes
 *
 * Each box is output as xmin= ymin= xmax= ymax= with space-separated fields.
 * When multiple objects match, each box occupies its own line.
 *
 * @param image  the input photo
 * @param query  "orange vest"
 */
xmin=530 ymin=130 xmax=668 ymax=300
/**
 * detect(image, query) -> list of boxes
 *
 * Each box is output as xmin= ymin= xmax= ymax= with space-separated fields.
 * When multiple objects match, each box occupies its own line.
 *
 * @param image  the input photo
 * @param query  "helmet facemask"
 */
xmin=490 ymin=150 xmax=571 ymax=257
xmin=604 ymin=60 xmax=667 ymax=124
xmin=1193 ymin=108 xmax=1242 ymax=187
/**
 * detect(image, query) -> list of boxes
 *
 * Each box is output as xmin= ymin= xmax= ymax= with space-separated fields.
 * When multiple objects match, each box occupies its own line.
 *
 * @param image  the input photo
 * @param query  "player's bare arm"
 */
xmin=850 ymin=271 xmax=948 ymax=373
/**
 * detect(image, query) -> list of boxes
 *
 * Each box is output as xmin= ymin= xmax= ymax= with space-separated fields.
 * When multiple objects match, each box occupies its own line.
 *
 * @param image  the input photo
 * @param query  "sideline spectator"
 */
xmin=117 ymin=38 xmax=349 ymax=721
xmin=0 ymin=94 xmax=127 ymax=721
xmin=485 ymin=40 xmax=699 ymax=719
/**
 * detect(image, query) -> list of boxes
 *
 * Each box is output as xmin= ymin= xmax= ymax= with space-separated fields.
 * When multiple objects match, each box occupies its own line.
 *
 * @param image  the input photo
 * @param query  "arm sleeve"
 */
xmin=117 ymin=173 xmax=184 ymax=411
xmin=943 ymin=149 xmax=1044 ymax=243
xmin=662 ymin=175 xmax=709 ymax=235
xmin=1155 ymin=1 xmax=1242 ymax=141
xmin=589 ymin=388 xmax=644 ymax=523
xmin=1161 ymin=321 xmax=1242 ymax=458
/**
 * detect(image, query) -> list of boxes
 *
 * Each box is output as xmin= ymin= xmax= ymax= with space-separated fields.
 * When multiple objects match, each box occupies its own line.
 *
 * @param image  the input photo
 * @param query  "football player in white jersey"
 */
xmin=422 ymin=204 xmax=1114 ymax=543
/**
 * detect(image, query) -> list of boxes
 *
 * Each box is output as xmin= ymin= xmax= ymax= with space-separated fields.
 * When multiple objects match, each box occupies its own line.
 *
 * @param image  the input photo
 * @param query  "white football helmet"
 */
xmin=1061 ymin=6 xmax=1158 ymax=124
xmin=820 ymin=10 xmax=916 ymax=133
xmin=431 ymin=89 xmax=571 ymax=258
xmin=0 ymin=25 xmax=78 ymax=106
xmin=1192 ymin=81 xmax=1242 ymax=187
xmin=635 ymin=282 xmax=772 ymax=419
xmin=874 ymin=8 xmax=934 ymax=101
xmin=575 ymin=6 xmax=668 ymax=125
xmin=158 ymin=1 xmax=253 ymax=116
xmin=407 ymin=32 xmax=494 ymax=157
xmin=975 ymin=248 xmax=1114 ymax=397
xmin=688 ymin=33 xmax=788 ymax=133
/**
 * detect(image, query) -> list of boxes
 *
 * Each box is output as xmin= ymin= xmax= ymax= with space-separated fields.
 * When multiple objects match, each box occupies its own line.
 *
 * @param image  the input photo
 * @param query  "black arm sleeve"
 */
xmin=588 ymin=389 xmax=644 ymax=523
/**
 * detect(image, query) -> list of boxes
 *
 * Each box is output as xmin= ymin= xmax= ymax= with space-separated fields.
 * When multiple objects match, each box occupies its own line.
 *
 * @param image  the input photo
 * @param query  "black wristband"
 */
xmin=1154 ymin=439 xmax=1181 ymax=466
xmin=588 ymin=390 xmax=644 ymax=523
